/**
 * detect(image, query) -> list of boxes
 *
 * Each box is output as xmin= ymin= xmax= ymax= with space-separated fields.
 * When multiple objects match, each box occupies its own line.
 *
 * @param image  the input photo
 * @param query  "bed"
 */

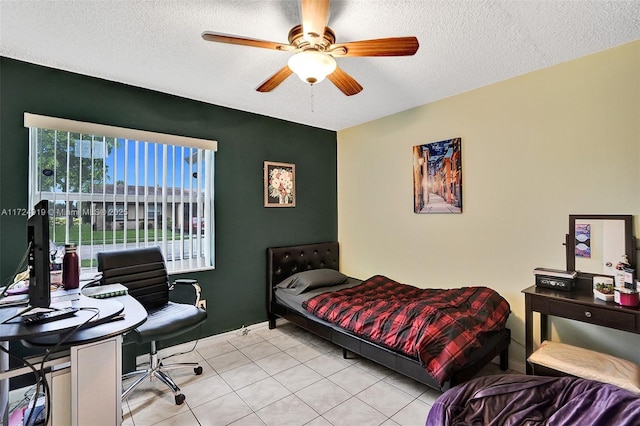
xmin=425 ymin=374 xmax=640 ymax=426
xmin=267 ymin=242 xmax=512 ymax=391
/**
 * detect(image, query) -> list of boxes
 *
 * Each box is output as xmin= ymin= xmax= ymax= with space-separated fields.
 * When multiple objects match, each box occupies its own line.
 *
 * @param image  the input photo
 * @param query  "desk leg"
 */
xmin=71 ymin=336 xmax=122 ymax=426
xmin=525 ymin=294 xmax=533 ymax=374
xmin=0 ymin=342 xmax=8 ymax=425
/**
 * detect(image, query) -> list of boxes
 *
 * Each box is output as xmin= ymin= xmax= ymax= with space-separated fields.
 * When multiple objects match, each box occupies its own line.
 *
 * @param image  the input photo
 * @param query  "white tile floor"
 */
xmin=9 ymin=320 xmax=512 ymax=426
xmin=120 ymin=321 xmax=513 ymax=426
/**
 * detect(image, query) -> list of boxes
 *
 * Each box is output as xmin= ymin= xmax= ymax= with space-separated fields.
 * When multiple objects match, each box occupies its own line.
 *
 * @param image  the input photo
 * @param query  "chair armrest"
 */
xmin=172 ymin=279 xmax=198 ymax=287
xmin=170 ymin=279 xmax=202 ymax=307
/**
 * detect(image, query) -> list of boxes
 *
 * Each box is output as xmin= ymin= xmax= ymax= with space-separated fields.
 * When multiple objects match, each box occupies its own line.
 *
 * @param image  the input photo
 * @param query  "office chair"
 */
xmin=97 ymin=246 xmax=207 ymax=405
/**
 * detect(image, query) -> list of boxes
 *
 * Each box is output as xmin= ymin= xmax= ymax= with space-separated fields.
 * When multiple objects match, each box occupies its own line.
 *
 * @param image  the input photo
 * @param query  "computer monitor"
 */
xmin=27 ymin=200 xmax=51 ymax=308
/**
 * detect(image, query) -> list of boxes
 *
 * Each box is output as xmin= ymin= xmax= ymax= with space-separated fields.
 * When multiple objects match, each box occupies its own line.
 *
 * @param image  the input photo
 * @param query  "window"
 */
xmin=25 ymin=113 xmax=217 ymax=273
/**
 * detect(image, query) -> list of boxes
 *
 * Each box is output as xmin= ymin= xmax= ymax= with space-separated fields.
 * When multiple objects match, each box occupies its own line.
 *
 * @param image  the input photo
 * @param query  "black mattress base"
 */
xmin=266 ymin=241 xmax=511 ymax=393
xmin=269 ymin=302 xmax=510 ymax=392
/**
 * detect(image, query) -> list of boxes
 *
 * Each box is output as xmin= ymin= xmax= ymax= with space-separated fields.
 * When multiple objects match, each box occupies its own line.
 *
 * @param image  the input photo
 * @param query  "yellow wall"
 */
xmin=337 ymin=41 xmax=640 ymax=371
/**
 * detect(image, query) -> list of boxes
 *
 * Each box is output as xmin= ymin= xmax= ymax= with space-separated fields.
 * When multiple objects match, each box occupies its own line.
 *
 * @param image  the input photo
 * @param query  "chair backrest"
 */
xmin=97 ymin=247 xmax=169 ymax=310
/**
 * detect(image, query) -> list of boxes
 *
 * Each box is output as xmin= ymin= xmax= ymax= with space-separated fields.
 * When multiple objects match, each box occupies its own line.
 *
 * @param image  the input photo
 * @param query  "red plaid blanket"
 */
xmin=302 ymin=275 xmax=510 ymax=384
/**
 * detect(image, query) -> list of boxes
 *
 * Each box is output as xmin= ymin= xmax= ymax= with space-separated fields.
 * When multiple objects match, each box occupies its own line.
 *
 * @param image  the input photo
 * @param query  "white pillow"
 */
xmin=528 ymin=340 xmax=640 ymax=394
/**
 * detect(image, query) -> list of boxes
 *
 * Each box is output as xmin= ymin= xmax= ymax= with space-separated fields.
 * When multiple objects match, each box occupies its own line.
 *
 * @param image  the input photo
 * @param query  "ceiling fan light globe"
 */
xmin=288 ymin=50 xmax=337 ymax=84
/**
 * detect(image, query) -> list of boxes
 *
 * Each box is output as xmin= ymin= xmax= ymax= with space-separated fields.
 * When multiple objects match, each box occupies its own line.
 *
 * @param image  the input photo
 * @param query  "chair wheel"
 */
xmin=175 ymin=393 xmax=186 ymax=405
xmin=194 ymin=366 xmax=203 ymax=375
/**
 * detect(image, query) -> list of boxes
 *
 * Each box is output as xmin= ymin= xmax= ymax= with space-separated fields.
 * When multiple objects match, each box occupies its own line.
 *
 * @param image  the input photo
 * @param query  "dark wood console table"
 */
xmin=522 ymin=285 xmax=640 ymax=374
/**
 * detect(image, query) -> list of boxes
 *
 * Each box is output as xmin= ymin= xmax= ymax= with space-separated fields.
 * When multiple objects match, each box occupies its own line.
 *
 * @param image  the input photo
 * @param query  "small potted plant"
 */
xmin=594 ymin=281 xmax=615 ymax=301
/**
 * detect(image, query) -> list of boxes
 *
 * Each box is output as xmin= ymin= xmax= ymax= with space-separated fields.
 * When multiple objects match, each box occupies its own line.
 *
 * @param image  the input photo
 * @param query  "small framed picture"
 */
xmin=264 ymin=161 xmax=295 ymax=207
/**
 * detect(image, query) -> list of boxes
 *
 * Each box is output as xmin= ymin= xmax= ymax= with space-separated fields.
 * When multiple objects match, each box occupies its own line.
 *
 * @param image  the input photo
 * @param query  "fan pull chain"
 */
xmin=310 ymin=84 xmax=315 ymax=113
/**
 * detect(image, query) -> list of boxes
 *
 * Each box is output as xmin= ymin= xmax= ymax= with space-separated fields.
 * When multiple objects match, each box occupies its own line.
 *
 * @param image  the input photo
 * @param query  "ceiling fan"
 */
xmin=201 ymin=0 xmax=419 ymax=96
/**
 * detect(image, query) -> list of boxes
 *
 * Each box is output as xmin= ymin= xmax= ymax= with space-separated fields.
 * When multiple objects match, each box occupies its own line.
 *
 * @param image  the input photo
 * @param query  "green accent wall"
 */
xmin=0 ymin=57 xmax=337 ymax=337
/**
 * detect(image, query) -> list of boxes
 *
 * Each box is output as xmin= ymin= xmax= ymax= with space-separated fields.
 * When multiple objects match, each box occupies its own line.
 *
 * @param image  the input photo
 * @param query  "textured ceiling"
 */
xmin=1 ymin=1 xmax=639 ymax=131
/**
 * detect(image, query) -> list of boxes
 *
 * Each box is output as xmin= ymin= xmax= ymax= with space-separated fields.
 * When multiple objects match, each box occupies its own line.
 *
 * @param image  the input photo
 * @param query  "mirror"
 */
xmin=566 ymin=215 xmax=635 ymax=276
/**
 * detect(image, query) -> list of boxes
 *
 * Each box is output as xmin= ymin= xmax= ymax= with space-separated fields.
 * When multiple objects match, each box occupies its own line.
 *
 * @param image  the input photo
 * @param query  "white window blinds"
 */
xmin=25 ymin=113 xmax=217 ymax=273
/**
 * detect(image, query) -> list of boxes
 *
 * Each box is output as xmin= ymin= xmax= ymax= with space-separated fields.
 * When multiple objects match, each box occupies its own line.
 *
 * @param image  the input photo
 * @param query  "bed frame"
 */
xmin=267 ymin=241 xmax=511 ymax=391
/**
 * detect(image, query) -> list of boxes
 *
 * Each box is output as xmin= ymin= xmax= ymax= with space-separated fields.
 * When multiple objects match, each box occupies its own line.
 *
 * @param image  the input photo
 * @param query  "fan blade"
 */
xmin=329 ymin=36 xmax=419 ymax=57
xmin=201 ymin=31 xmax=296 ymax=52
xmin=327 ymin=66 xmax=363 ymax=96
xmin=256 ymin=66 xmax=294 ymax=92
xmin=301 ymin=0 xmax=329 ymax=45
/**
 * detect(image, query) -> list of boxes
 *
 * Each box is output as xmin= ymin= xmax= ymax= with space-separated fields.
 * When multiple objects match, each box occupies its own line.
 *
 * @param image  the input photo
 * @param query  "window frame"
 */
xmin=25 ymin=113 xmax=217 ymax=274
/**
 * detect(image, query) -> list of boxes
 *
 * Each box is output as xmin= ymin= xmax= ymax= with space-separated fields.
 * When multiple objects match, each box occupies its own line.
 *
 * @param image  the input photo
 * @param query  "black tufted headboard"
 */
xmin=267 ymin=241 xmax=340 ymax=288
xmin=266 ymin=242 xmax=340 ymax=327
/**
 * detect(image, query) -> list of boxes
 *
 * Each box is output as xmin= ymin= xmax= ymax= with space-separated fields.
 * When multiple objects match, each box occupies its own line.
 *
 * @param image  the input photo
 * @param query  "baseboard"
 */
xmin=198 ymin=320 xmax=271 ymax=345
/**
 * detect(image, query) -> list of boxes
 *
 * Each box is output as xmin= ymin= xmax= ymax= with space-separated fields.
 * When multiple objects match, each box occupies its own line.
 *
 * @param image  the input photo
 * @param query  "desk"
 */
xmin=522 ymin=285 xmax=640 ymax=374
xmin=0 ymin=290 xmax=146 ymax=425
